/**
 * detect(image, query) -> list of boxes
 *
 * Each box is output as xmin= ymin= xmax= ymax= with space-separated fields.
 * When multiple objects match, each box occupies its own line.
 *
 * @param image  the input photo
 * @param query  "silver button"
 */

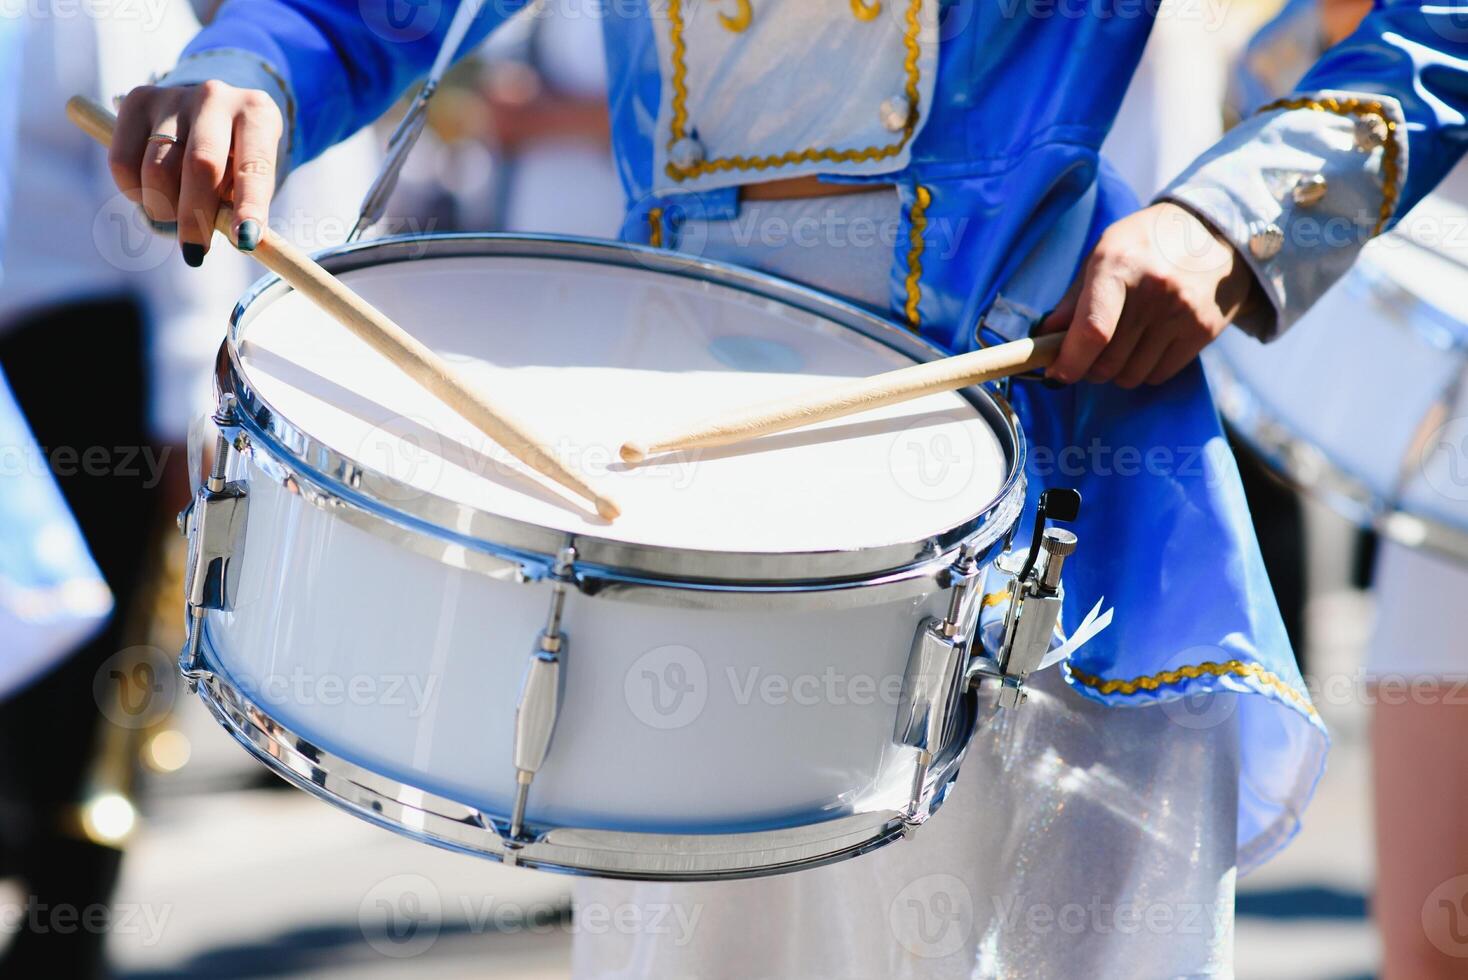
xmin=669 ymin=136 xmax=705 ymax=171
xmin=1249 ymin=223 xmax=1284 ymax=261
xmin=1291 ymin=173 xmax=1328 ymax=207
xmin=1354 ymin=115 xmax=1388 ymax=152
xmin=879 ymin=95 xmax=911 ymax=133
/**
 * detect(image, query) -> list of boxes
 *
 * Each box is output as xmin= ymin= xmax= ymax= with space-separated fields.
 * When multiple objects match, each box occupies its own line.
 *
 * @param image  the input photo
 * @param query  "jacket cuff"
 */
xmin=1158 ymin=90 xmax=1407 ymax=340
xmin=157 ymin=48 xmax=296 ymax=182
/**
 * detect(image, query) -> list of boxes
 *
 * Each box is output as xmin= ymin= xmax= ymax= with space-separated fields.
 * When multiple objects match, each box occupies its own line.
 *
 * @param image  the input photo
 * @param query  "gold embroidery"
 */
xmin=647 ymin=207 xmax=664 ymax=248
xmin=664 ymin=0 xmax=925 ymax=182
xmin=903 ymin=185 xmax=930 ymax=332
xmin=719 ymin=0 xmax=753 ymax=34
xmin=1258 ymin=96 xmax=1401 ymax=236
xmin=1068 ymin=659 xmax=1318 ymax=718
xmin=851 ymin=0 xmax=882 ymax=20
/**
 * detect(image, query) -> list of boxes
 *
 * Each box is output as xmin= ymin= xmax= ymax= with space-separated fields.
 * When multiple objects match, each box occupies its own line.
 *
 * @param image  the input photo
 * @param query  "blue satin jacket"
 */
xmin=167 ymin=0 xmax=1468 ymax=869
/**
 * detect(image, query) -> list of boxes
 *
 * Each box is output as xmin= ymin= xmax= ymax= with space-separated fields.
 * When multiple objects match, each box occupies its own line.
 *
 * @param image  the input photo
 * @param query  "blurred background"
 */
xmin=0 ymin=0 xmax=1458 ymax=976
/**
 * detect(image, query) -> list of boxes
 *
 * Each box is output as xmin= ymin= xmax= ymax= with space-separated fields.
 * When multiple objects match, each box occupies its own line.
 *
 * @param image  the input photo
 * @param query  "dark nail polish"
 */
xmin=181 ymin=242 xmax=206 ymax=268
xmin=147 ymin=218 xmax=178 ymax=236
xmin=236 ymin=219 xmax=260 ymax=252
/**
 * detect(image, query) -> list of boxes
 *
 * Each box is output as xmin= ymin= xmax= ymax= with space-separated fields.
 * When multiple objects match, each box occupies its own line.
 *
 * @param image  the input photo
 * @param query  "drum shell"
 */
xmin=205 ymin=457 xmax=955 ymax=834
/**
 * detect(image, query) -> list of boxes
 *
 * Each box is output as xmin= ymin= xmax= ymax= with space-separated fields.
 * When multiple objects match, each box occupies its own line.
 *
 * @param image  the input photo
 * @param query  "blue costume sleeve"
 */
xmin=171 ymin=0 xmax=530 ymax=169
xmin=1162 ymin=1 xmax=1468 ymax=336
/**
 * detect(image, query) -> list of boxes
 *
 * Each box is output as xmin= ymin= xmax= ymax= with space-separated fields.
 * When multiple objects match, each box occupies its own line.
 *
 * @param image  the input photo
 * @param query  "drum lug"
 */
xmin=507 ymin=545 xmax=576 ymax=841
xmin=989 ymin=489 xmax=1081 ymax=708
xmin=179 ymin=399 xmax=249 ymax=689
xmin=893 ymin=540 xmax=983 ymax=819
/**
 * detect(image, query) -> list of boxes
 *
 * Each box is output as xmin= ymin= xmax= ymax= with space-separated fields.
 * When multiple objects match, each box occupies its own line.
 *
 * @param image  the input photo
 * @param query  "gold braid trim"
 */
xmin=664 ymin=0 xmax=926 ymax=182
xmin=1258 ymin=96 xmax=1401 ymax=236
xmin=647 ymin=207 xmax=664 ymax=248
xmin=903 ymin=185 xmax=930 ymax=332
xmin=1068 ymin=659 xmax=1318 ymax=718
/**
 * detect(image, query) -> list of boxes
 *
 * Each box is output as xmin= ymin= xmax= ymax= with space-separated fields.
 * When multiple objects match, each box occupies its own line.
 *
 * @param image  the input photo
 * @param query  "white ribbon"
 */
xmin=1039 ymin=597 xmax=1114 ymax=671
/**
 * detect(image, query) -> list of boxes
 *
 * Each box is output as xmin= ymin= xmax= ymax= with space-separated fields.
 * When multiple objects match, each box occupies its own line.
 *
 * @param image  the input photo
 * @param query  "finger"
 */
xmin=109 ymin=89 xmax=157 ymax=203
xmin=229 ymin=92 xmax=282 ymax=251
xmin=1113 ymin=318 xmax=1178 ymax=389
xmin=1047 ymin=261 xmax=1127 ymax=384
xmin=138 ymin=111 xmax=185 ymax=224
xmin=1037 ymin=280 xmax=1080 ymax=336
xmin=1145 ymin=334 xmax=1210 ymax=386
xmin=1085 ymin=314 xmax=1146 ymax=384
xmin=177 ymin=91 xmax=234 ymax=265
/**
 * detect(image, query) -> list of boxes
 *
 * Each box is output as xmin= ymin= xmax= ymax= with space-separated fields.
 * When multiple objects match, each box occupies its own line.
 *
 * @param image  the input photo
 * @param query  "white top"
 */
xmin=236 ymin=255 xmax=1007 ymax=552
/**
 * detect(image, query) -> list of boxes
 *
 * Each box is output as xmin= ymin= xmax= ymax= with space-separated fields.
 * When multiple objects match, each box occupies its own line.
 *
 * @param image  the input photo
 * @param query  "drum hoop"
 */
xmin=222 ymin=234 xmax=1028 ymax=588
xmin=191 ymin=628 xmax=974 ymax=880
xmin=1346 ymin=247 xmax=1468 ymax=353
xmin=1209 ymin=353 xmax=1468 ymax=565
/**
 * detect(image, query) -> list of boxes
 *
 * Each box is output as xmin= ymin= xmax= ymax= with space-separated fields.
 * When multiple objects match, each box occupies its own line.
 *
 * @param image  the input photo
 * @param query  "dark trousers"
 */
xmin=1230 ymin=430 xmax=1309 ymax=668
xmin=0 ymin=296 xmax=159 ymax=979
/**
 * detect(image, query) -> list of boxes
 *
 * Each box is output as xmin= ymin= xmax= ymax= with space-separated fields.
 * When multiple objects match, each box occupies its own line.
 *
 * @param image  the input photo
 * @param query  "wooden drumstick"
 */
xmin=68 ymin=96 xmax=620 ymax=521
xmin=620 ymin=333 xmax=1063 ymax=463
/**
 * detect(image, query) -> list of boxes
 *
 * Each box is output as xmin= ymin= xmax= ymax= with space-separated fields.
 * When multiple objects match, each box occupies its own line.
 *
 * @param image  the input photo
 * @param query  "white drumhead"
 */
xmin=235 ymin=254 xmax=1007 ymax=553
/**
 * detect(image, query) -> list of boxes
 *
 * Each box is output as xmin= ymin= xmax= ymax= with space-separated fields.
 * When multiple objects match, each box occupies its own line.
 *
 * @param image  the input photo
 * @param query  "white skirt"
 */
xmin=568 ymin=669 xmax=1239 ymax=979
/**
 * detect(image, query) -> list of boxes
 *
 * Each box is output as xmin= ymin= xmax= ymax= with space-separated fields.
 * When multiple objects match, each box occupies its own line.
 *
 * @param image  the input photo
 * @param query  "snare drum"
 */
xmin=1208 ymin=176 xmax=1468 ymax=562
xmin=180 ymin=235 xmax=1039 ymax=879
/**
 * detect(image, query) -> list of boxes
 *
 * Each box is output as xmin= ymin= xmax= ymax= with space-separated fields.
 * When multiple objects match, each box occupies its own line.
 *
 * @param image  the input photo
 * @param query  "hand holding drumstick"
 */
xmin=68 ymin=96 xmax=620 ymax=521
xmin=620 ymin=333 xmax=1062 ymax=463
